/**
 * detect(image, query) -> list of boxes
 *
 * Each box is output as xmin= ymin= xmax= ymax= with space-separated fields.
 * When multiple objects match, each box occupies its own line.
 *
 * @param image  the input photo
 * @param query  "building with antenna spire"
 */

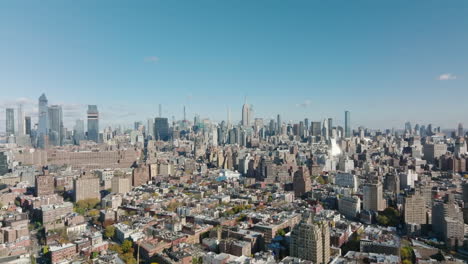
xmin=241 ymin=98 xmax=250 ymax=127
xmin=227 ymin=107 xmax=231 ymax=129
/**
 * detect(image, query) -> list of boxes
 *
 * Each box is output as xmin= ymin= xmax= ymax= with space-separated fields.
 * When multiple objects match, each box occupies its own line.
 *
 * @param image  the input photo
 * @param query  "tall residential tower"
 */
xmin=37 ymin=93 xmax=49 ymax=148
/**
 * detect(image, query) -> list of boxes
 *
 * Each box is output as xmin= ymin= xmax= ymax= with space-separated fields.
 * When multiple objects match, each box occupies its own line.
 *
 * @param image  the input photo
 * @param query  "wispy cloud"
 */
xmin=296 ymin=99 xmax=312 ymax=108
xmin=437 ymin=73 xmax=457 ymax=81
xmin=144 ymin=56 xmax=159 ymax=63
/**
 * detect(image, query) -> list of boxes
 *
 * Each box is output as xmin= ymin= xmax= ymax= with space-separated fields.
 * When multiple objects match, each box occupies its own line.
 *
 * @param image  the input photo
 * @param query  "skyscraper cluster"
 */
xmin=3 ymin=93 xmax=101 ymax=148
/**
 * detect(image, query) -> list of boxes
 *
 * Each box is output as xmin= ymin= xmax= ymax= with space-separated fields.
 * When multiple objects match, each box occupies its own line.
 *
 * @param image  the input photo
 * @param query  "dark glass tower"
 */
xmin=87 ymin=105 xmax=99 ymax=143
xmin=154 ymin=117 xmax=170 ymax=141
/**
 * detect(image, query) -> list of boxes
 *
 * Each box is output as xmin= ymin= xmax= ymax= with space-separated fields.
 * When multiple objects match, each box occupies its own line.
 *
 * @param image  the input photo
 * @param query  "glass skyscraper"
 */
xmin=25 ymin=116 xmax=31 ymax=135
xmin=154 ymin=117 xmax=170 ymax=141
xmin=87 ymin=105 xmax=99 ymax=143
xmin=73 ymin=119 xmax=85 ymax=145
xmin=5 ymin=108 xmax=15 ymax=136
xmin=345 ymin=110 xmax=351 ymax=138
xmin=48 ymin=105 xmax=63 ymax=146
xmin=37 ymin=93 xmax=49 ymax=148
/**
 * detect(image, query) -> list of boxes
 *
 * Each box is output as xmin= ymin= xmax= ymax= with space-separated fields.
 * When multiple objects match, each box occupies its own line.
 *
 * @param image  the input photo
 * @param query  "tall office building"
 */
xmin=5 ymin=108 xmax=15 ymax=136
xmin=242 ymin=102 xmax=251 ymax=127
xmin=458 ymin=123 xmax=464 ymax=137
xmin=25 ymin=116 xmax=31 ymax=135
xmin=277 ymin=114 xmax=281 ymax=134
xmin=17 ymin=104 xmax=24 ymax=135
xmin=404 ymin=122 xmax=412 ymax=134
xmin=311 ymin=121 xmax=321 ymax=136
xmin=327 ymin=118 xmax=333 ymax=137
xmin=154 ymin=117 xmax=170 ymax=141
xmin=290 ymin=214 xmax=330 ymax=264
xmin=38 ymin=94 xmax=49 ymax=135
xmin=363 ymin=182 xmax=385 ymax=212
xmin=73 ymin=119 xmax=85 ymax=145
xmin=345 ymin=111 xmax=351 ymax=138
xmin=87 ymin=105 xmax=99 ymax=143
xmin=322 ymin=119 xmax=329 ymax=140
xmin=0 ymin=152 xmax=8 ymax=175
xmin=146 ymin=118 xmax=155 ymax=138
xmin=37 ymin=93 xmax=49 ymax=148
xmin=48 ymin=105 xmax=63 ymax=146
xmin=423 ymin=143 xmax=447 ymax=164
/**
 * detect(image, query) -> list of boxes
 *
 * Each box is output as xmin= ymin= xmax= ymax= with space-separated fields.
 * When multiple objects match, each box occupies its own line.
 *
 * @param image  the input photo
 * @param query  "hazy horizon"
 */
xmin=1 ymin=1 xmax=467 ymax=130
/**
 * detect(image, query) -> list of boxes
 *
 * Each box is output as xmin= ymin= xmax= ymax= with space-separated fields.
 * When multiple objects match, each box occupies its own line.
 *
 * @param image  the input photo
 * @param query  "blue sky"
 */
xmin=0 ymin=0 xmax=467 ymax=130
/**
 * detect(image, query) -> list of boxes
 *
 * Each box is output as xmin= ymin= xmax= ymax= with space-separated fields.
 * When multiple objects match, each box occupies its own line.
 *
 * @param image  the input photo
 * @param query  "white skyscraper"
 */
xmin=322 ymin=119 xmax=329 ymax=140
xmin=147 ymin=118 xmax=155 ymax=138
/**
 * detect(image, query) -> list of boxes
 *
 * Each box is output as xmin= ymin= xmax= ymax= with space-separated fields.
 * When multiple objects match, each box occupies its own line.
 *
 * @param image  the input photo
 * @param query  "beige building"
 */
xmin=404 ymin=193 xmax=426 ymax=225
xmin=363 ymin=182 xmax=385 ymax=212
xmin=338 ymin=195 xmax=361 ymax=219
xmin=112 ymin=177 xmax=131 ymax=194
xmin=290 ymin=215 xmax=330 ymax=264
xmin=35 ymin=175 xmax=54 ymax=197
xmin=73 ymin=177 xmax=100 ymax=202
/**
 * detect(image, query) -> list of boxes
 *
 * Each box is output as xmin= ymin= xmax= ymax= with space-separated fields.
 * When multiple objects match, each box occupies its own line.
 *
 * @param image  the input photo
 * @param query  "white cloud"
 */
xmin=144 ymin=56 xmax=159 ymax=63
xmin=296 ymin=99 xmax=312 ymax=108
xmin=437 ymin=73 xmax=457 ymax=81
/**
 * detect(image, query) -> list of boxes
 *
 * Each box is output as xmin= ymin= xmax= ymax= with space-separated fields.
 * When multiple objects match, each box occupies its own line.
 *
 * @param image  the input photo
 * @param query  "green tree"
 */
xmin=109 ymin=244 xmax=123 ymax=254
xmin=192 ymin=256 xmax=203 ymax=264
xmin=236 ymin=214 xmax=247 ymax=222
xmin=88 ymin=209 xmax=100 ymax=218
xmin=401 ymin=246 xmax=412 ymax=259
xmin=376 ymin=215 xmax=389 ymax=226
xmin=276 ymin=229 xmax=286 ymax=236
xmin=105 ymin=226 xmax=116 ymax=239
xmin=122 ymin=252 xmax=137 ymax=264
xmin=91 ymin=251 xmax=99 ymax=259
xmin=401 ymin=246 xmax=413 ymax=263
xmin=42 ymin=246 xmax=49 ymax=255
xmin=121 ymin=240 xmax=134 ymax=254
xmin=377 ymin=207 xmax=400 ymax=227
xmin=317 ymin=176 xmax=326 ymax=184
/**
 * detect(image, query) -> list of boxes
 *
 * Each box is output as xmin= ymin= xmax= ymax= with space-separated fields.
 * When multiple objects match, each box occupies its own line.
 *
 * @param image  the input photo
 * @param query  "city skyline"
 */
xmin=0 ymin=93 xmax=466 ymax=133
xmin=1 ymin=1 xmax=468 ymax=129
xmin=2 ymin=2 xmax=468 ymax=263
